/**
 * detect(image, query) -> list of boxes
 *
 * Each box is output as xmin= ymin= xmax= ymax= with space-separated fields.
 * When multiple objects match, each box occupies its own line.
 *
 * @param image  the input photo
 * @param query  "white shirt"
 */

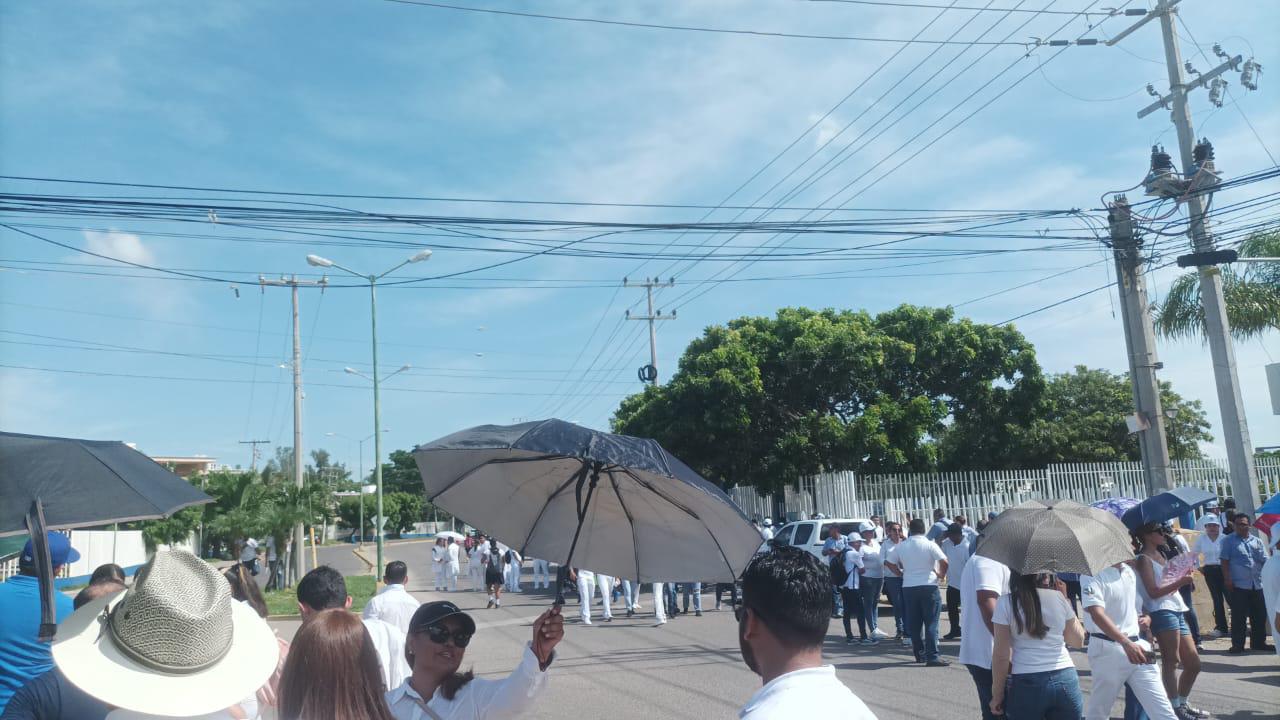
xmin=759 ymin=526 xmax=774 ymax=541
xmin=958 ymin=555 xmax=1010 ymax=669
xmin=842 ymin=547 xmax=864 ymax=590
xmin=238 ymin=538 xmax=258 ymax=563
xmin=432 ymin=544 xmax=447 ymax=565
xmin=265 ymin=535 xmax=277 ymax=562
xmin=1080 ymin=564 xmax=1142 ymax=637
xmin=886 ymin=535 xmax=946 ymax=588
xmin=447 ymin=543 xmax=461 ymax=567
xmin=1136 ymin=557 xmax=1188 ymax=613
xmin=879 ymin=538 xmax=899 ymax=575
xmin=738 ymin=666 xmax=877 ymax=719
xmin=992 ymin=589 xmax=1075 ymax=675
xmin=362 ymin=583 xmax=422 ymax=635
xmin=941 ymin=536 xmax=972 ymax=586
xmin=363 ymin=616 xmax=412 ymax=691
xmin=1194 ymin=533 xmax=1222 ymax=566
xmin=386 ymin=644 xmax=549 ymax=720
xmin=1261 ymin=551 xmax=1280 ymax=656
xmin=859 ymin=540 xmax=884 ymax=579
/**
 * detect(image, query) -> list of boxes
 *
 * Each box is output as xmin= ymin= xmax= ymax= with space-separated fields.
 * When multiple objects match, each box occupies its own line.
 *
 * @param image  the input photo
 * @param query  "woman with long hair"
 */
xmin=278 ymin=608 xmax=395 ymax=720
xmin=387 ymin=600 xmax=564 ymax=719
xmin=224 ymin=563 xmax=290 ymax=717
xmin=989 ymin=571 xmax=1086 ymax=719
xmin=1133 ymin=522 xmax=1204 ymax=718
xmin=225 ymin=563 xmax=270 ymax=619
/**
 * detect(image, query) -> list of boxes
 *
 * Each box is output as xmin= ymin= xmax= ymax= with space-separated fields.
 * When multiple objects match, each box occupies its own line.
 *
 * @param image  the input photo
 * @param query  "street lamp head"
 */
xmin=343 ymin=367 xmax=359 ymax=375
xmin=408 ymin=249 xmax=433 ymax=263
xmin=306 ymin=254 xmax=334 ymax=268
xmin=398 ymin=364 xmax=411 ymax=373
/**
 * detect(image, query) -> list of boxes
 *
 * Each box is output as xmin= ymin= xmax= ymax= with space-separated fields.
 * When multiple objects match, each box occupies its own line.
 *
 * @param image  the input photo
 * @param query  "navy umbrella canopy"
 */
xmin=413 ymin=419 xmax=761 ymax=584
xmin=1121 ymin=486 xmax=1218 ymax=531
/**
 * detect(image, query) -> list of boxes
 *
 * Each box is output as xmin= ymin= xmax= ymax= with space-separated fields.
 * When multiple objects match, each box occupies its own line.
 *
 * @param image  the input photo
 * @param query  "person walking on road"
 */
xmin=822 ymin=524 xmax=849 ymax=619
xmin=1133 ymin=523 xmax=1205 ymax=717
xmin=1080 ymin=562 xmax=1177 ymax=720
xmin=735 ymin=546 xmax=877 ymax=718
xmin=958 ymin=553 xmax=1010 ymax=720
xmin=240 ymin=536 xmax=260 ymax=576
xmin=941 ymin=522 xmax=972 ymax=640
xmin=839 ymin=536 xmax=869 ymax=644
xmin=989 ymin=573 xmax=1086 ymax=719
xmin=571 ymin=568 xmax=604 ymax=624
xmin=595 ymin=572 xmax=615 ymax=621
xmin=445 ymin=538 xmax=461 ymax=592
xmin=1220 ymin=513 xmax=1273 ymax=654
xmin=364 ymin=561 xmax=422 ymax=635
xmin=857 ymin=523 xmax=886 ymax=640
xmin=503 ymin=549 xmax=523 ymax=593
xmin=682 ymin=581 xmax=703 ymax=617
xmin=886 ymin=518 xmax=949 ymax=666
xmin=468 ymin=536 xmax=485 ymax=592
xmin=652 ymin=582 xmax=668 ymax=625
xmin=1193 ymin=515 xmax=1229 ymax=637
xmin=880 ymin=521 xmax=907 ymax=642
xmin=431 ymin=538 xmax=446 ymax=592
xmin=482 ymin=540 xmax=505 ymax=608
xmin=531 ymin=557 xmax=550 ymax=589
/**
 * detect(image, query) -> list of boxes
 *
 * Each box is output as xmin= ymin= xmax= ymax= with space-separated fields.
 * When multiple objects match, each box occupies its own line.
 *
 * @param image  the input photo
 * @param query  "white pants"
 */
xmin=1085 ymin=640 xmax=1178 ymax=720
xmin=432 ymin=564 xmax=443 ymax=590
xmin=595 ymin=574 xmax=614 ymax=619
xmin=653 ymin=582 xmax=666 ymax=622
xmin=578 ymin=572 xmax=596 ymax=623
xmin=533 ymin=559 xmax=550 ymax=588
xmin=445 ymin=562 xmax=459 ymax=591
xmin=469 ymin=563 xmax=483 ymax=591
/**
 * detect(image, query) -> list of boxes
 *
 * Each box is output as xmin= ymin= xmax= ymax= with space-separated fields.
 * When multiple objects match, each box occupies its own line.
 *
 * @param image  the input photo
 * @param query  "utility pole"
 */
xmin=260 ymin=275 xmax=327 ymax=585
xmin=1110 ymin=0 xmax=1261 ymax=513
xmin=238 ymin=439 xmax=270 ymax=472
xmin=624 ymin=277 xmax=676 ymax=384
xmin=1108 ymin=197 xmax=1174 ymax=496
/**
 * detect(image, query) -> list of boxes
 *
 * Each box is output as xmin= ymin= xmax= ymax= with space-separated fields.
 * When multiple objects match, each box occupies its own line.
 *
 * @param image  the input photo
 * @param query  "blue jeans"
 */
xmin=966 ymin=664 xmax=998 ymax=720
xmin=903 ymin=585 xmax=941 ymax=662
xmin=861 ymin=576 xmax=884 ymax=636
xmin=832 ymin=584 xmax=844 ymax=615
xmin=841 ymin=587 xmax=866 ymax=639
xmin=883 ymin=576 xmax=905 ymax=635
xmin=664 ymin=583 xmax=679 ymax=613
xmin=1005 ymin=667 xmax=1084 ymax=720
xmin=682 ymin=582 xmax=702 ymax=612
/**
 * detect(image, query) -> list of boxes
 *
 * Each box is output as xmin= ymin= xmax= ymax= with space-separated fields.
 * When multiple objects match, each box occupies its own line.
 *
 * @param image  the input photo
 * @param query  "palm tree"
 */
xmin=1153 ymin=231 xmax=1280 ymax=341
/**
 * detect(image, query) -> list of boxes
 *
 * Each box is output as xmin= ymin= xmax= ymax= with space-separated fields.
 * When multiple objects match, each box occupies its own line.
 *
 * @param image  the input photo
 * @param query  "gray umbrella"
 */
xmin=413 ymin=419 xmax=761 ymax=583
xmin=976 ymin=498 xmax=1134 ymax=575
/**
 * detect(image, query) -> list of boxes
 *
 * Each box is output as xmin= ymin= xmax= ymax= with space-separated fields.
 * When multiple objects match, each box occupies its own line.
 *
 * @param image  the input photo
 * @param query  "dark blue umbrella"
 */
xmin=1259 ymin=493 xmax=1280 ymax=515
xmin=1121 ymin=486 xmax=1217 ymax=531
xmin=413 ymin=419 xmax=760 ymax=584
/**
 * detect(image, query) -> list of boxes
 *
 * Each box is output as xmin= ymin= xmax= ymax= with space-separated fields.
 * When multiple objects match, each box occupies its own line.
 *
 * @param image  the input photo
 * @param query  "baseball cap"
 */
xmin=858 ymin=522 xmax=875 ymax=534
xmin=22 ymin=532 xmax=81 ymax=566
xmin=409 ymin=600 xmax=476 ymax=635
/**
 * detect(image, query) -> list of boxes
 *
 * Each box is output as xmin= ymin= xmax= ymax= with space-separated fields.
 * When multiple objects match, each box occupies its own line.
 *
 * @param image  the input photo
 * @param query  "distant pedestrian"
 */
xmin=265 ymin=535 xmax=281 ymax=591
xmin=0 ymin=532 xmax=80 ymax=713
xmin=279 ymin=608 xmax=396 ymax=720
xmin=503 ymin=549 xmax=522 ymax=593
xmin=759 ymin=518 xmax=774 ymax=541
xmin=445 ymin=538 xmax=461 ymax=592
xmin=839 ymin=536 xmax=868 ymax=644
xmin=467 ymin=536 xmax=485 ymax=591
xmin=682 ymin=580 xmax=703 ymax=617
xmin=880 ymin=521 xmax=907 ymax=641
xmin=1220 ymin=513 xmax=1271 ymax=654
xmin=531 ymin=557 xmax=551 ymax=589
xmin=653 ymin=581 xmax=668 ymax=625
xmin=857 ymin=522 xmax=886 ymax=640
xmin=431 ymin=538 xmax=446 ymax=591
xmin=926 ymin=509 xmax=952 ymax=542
xmin=1193 ymin=514 xmax=1229 ymax=637
xmin=239 ymin=536 xmax=260 ymax=576
xmin=941 ymin=523 xmax=972 ymax=640
xmin=735 ymin=546 xmax=877 ymax=718
xmin=988 ymin=572 xmax=1085 ymax=719
xmin=484 ymin=541 xmax=505 ymax=608
xmin=885 ymin=518 xmax=949 ymax=666
xmin=364 ymin=561 xmax=422 ymax=635
xmin=822 ymin=524 xmax=849 ymax=619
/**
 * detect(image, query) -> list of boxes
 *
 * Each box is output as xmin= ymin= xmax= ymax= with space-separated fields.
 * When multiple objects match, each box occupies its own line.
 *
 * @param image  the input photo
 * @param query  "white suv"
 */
xmin=759 ymin=518 xmax=871 ymax=559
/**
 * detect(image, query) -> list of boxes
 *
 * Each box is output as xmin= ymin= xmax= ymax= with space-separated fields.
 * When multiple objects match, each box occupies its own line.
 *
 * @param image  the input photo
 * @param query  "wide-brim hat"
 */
xmin=53 ymin=551 xmax=278 ymax=717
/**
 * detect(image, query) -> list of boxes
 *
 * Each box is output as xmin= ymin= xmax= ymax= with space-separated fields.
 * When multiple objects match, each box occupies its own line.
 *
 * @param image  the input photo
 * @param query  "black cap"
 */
xmin=409 ymin=600 xmax=476 ymax=635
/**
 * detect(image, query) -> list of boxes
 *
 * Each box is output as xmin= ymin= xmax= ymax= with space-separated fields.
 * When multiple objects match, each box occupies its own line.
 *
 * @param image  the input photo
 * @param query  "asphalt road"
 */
xmin=264 ymin=542 xmax=1280 ymax=720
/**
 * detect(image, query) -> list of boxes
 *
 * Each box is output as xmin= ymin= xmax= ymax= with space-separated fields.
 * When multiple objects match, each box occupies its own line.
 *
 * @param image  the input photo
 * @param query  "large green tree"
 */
xmin=1000 ymin=365 xmax=1212 ymax=465
xmin=613 ymin=305 xmax=1043 ymax=492
xmin=1153 ymin=231 xmax=1280 ymax=342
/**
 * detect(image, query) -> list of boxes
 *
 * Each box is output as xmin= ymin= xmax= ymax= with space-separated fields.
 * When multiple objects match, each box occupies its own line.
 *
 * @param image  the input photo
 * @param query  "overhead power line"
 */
xmin=810 ymin=0 xmax=1115 ymax=14
xmin=378 ymin=0 xmax=1038 ymax=45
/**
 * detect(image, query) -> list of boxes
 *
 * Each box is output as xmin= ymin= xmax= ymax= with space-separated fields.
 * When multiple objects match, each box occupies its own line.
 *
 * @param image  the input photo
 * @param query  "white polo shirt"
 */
xmin=739 ymin=666 xmax=877 ymax=719
xmin=886 ymin=535 xmax=946 ymax=588
xmin=958 ymin=554 xmax=1010 ymax=669
xmin=941 ymin=536 xmax=971 ymax=587
xmin=1193 ymin=533 xmax=1222 ymax=566
xmin=1080 ymin=564 xmax=1141 ymax=637
xmin=362 ymin=583 xmax=422 ymax=635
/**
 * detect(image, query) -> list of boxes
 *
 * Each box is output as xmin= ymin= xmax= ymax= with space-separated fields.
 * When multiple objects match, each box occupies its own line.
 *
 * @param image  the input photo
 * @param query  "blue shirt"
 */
xmin=822 ymin=535 xmax=848 ymax=557
xmin=926 ymin=518 xmax=952 ymax=542
xmin=1219 ymin=533 xmax=1266 ymax=590
xmin=0 ymin=576 xmax=74 ymax=713
xmin=0 ymin=667 xmax=111 ymax=720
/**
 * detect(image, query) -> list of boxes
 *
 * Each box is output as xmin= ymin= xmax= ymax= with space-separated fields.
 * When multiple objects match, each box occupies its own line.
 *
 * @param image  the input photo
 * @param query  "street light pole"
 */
xmin=307 ymin=250 xmax=430 ymax=575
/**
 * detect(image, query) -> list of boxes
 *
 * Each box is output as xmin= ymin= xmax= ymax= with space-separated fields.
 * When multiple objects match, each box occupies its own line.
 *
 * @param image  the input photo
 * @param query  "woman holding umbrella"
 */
xmin=1133 ymin=523 xmax=1204 ymax=719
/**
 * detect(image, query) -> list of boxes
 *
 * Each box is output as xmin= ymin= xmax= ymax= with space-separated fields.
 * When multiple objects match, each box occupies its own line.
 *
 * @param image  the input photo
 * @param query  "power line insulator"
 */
xmin=1208 ymin=78 xmax=1226 ymax=107
xmin=1240 ymin=58 xmax=1261 ymax=91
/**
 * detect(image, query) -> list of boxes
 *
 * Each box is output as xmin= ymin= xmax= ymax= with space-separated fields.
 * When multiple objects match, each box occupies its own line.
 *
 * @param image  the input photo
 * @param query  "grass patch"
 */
xmin=263 ymin=574 xmax=376 ymax=617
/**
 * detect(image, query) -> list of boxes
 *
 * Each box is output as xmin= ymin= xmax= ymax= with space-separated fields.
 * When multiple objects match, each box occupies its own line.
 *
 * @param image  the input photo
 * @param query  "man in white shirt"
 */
xmin=839 ymin=536 xmax=867 ymax=643
xmin=1080 ymin=562 xmax=1177 ymax=720
xmin=822 ymin=525 xmax=849 ymax=619
xmin=880 ymin=521 xmax=907 ymax=641
xmin=298 ymin=565 xmax=411 ymax=691
xmin=238 ymin=537 xmax=259 ymax=576
xmin=736 ymin=545 xmax=877 ymax=718
xmin=958 ymin=553 xmax=1011 ymax=720
xmin=759 ymin=518 xmax=775 ymax=541
xmin=264 ymin=535 xmax=280 ymax=590
xmin=885 ymin=518 xmax=949 ymax=666
xmin=364 ymin=560 xmax=423 ymax=635
xmin=431 ymin=538 xmax=446 ymax=591
xmin=444 ymin=538 xmax=461 ymax=592
xmin=940 ymin=523 xmax=972 ymax=640
xmin=467 ymin=535 xmax=486 ymax=591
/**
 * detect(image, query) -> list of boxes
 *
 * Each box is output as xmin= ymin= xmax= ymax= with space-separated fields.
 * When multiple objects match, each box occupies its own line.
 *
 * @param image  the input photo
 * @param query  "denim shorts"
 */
xmin=1149 ymin=609 xmax=1190 ymax=636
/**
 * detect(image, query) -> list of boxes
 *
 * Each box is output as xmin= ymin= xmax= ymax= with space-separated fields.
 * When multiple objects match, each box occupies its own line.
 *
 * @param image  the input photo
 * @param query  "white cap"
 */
xmin=762 ymin=518 xmax=772 ymax=526
xmin=858 ymin=522 xmax=875 ymax=534
xmin=1199 ymin=513 xmax=1221 ymax=527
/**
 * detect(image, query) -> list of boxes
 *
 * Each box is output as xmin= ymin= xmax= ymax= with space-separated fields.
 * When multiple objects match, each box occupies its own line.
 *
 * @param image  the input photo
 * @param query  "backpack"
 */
xmin=830 ymin=551 xmax=849 ymax=586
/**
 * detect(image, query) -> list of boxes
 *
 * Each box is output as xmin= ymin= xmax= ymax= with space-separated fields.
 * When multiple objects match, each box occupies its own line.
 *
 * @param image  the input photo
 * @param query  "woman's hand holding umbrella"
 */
xmin=531 ymin=605 xmax=564 ymax=671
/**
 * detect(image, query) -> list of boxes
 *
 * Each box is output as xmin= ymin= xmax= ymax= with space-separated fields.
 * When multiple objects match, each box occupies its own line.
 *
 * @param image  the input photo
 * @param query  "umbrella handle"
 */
xmin=555 ymin=464 xmax=601 ymax=606
xmin=25 ymin=500 xmax=57 ymax=643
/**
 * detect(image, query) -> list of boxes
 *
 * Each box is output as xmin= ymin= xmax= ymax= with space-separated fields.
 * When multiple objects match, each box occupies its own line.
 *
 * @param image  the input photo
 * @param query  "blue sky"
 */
xmin=1 ymin=0 xmax=1277 ymax=476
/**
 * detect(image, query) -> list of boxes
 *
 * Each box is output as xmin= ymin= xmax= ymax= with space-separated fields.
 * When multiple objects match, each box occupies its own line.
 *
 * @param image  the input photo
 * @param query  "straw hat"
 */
xmin=53 ymin=550 xmax=278 ymax=717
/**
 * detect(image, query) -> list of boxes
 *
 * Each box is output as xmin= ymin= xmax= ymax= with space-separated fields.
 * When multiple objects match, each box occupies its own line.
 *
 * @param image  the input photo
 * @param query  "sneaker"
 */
xmin=495 ymin=600 xmax=501 ymax=608
xmin=626 ymin=609 xmax=635 ymax=618
xmin=1182 ymin=703 xmax=1210 ymax=718
xmin=901 ymin=638 xmax=912 ymax=647
xmin=714 ymin=604 xmax=722 ymax=611
xmin=695 ymin=610 xmax=702 ymax=617
xmin=1174 ymin=706 xmax=1198 ymax=720
xmin=872 ymin=629 xmax=890 ymax=639
xmin=1253 ymin=643 xmax=1276 ymax=653
xmin=657 ymin=618 xmax=667 ymax=625
xmin=893 ymin=632 xmax=903 ymax=640
xmin=846 ymin=636 xmax=857 ymax=644
xmin=1195 ymin=643 xmax=1205 ymax=653
xmin=1204 ymin=629 xmax=1222 ymax=639
xmin=1226 ymin=646 xmax=1247 ymax=655
xmin=604 ymin=616 xmax=613 ymax=622
xmin=582 ymin=619 xmax=592 ymax=625
xmin=925 ymin=659 xmax=950 ymax=667
xmin=486 ymin=599 xmax=494 ymax=609
xmin=861 ymin=638 xmax=879 ymax=646
xmin=832 ymin=612 xmax=843 ymax=619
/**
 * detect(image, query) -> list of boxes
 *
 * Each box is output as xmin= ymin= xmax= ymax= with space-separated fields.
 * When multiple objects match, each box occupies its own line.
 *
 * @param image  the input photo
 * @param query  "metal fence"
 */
xmin=726 ymin=456 xmax=1280 ymax=524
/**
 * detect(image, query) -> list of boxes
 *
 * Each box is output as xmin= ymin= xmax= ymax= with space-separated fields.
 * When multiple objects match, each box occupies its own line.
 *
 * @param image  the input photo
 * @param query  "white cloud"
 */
xmin=81 ymin=229 xmax=156 ymax=266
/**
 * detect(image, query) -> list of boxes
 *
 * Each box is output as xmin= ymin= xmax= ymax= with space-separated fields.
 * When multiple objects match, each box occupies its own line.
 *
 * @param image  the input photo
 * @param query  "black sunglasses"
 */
xmin=415 ymin=624 xmax=473 ymax=648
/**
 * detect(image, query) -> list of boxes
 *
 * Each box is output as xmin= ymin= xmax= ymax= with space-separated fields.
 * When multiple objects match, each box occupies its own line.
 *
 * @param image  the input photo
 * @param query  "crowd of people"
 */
xmin=2 ymin=496 xmax=1278 ymax=720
